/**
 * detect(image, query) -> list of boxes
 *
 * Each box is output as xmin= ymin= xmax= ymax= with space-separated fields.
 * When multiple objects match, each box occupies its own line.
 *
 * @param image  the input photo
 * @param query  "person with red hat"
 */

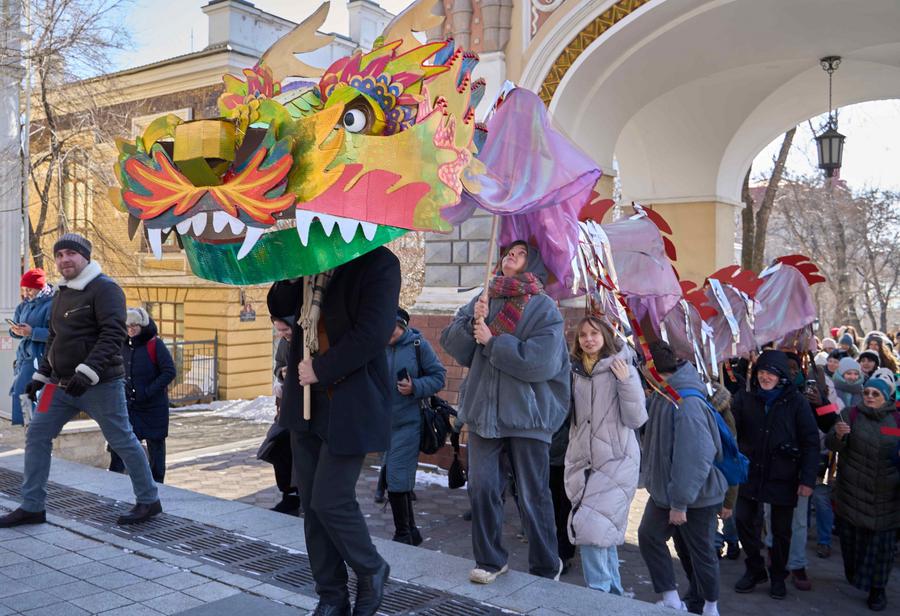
xmin=7 ymin=269 xmax=55 ymax=425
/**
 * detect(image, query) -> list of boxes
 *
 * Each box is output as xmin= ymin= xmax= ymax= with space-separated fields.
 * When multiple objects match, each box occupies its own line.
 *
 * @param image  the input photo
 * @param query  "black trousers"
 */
xmin=549 ymin=464 xmax=576 ymax=561
xmin=290 ymin=398 xmax=383 ymax=604
xmin=735 ymin=495 xmax=793 ymax=578
xmin=109 ymin=437 xmax=166 ymax=484
xmin=269 ymin=430 xmax=295 ymax=494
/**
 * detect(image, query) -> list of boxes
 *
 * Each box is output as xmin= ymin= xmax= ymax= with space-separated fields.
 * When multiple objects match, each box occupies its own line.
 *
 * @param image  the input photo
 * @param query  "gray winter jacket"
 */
xmin=640 ymin=362 xmax=728 ymax=512
xmin=440 ymin=252 xmax=570 ymax=443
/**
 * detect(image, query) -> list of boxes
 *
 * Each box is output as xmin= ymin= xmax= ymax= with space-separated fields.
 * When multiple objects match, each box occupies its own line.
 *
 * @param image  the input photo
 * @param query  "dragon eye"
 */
xmin=342 ymin=109 xmax=368 ymax=133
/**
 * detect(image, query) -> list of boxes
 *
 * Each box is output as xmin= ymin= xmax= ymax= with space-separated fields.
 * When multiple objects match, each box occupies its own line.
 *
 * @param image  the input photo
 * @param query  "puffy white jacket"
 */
xmin=564 ymin=346 xmax=647 ymax=547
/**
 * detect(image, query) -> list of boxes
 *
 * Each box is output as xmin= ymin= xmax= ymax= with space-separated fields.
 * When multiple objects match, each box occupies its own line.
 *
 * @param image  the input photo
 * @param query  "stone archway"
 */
xmin=516 ymin=0 xmax=900 ymax=281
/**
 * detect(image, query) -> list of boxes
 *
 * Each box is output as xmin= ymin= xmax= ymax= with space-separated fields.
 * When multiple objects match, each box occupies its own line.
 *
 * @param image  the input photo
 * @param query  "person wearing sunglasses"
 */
xmin=827 ymin=374 xmax=900 ymax=612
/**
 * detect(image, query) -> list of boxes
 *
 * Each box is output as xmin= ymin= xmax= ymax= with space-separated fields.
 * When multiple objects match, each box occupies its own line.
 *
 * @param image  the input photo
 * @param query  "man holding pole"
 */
xmin=268 ymin=245 xmax=401 ymax=616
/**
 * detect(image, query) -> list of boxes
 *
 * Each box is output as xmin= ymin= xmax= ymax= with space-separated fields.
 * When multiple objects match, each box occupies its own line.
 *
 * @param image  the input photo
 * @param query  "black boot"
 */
xmin=406 ymin=492 xmax=423 ymax=546
xmin=374 ymin=465 xmax=387 ymax=504
xmin=117 ymin=500 xmax=162 ymax=525
xmin=271 ymin=492 xmax=301 ymax=516
xmin=388 ymin=492 xmax=413 ymax=544
xmin=0 ymin=507 xmax=46 ymax=528
xmin=867 ymin=587 xmax=887 ymax=611
xmin=353 ymin=559 xmax=390 ymax=616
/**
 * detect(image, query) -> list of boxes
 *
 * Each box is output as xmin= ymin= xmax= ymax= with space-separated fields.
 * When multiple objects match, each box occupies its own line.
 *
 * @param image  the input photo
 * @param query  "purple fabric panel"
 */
xmin=754 ymin=266 xmax=817 ymax=346
xmin=705 ymin=285 xmax=757 ymax=362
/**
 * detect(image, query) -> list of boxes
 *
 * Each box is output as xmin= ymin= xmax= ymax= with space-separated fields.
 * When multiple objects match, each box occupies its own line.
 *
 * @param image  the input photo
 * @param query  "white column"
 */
xmin=0 ymin=2 xmax=24 ymax=419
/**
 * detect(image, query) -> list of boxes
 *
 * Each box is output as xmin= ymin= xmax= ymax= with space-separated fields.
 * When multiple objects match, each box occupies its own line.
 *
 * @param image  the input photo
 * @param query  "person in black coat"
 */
xmin=268 ymin=246 xmax=401 ymax=616
xmin=731 ymin=350 xmax=819 ymax=600
xmin=109 ymin=308 xmax=176 ymax=483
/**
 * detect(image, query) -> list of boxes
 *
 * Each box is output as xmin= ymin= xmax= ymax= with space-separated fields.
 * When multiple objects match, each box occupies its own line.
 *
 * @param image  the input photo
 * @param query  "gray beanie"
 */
xmin=53 ymin=233 xmax=92 ymax=261
xmin=126 ymin=307 xmax=150 ymax=327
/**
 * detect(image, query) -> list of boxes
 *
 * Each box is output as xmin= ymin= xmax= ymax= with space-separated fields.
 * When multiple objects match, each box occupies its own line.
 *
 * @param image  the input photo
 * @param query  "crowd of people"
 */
xmin=3 ymin=232 xmax=899 ymax=616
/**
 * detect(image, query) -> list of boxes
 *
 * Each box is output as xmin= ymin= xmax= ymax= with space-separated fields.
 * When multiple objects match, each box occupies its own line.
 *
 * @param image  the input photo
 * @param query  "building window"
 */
xmin=61 ymin=152 xmax=94 ymax=230
xmin=143 ymin=301 xmax=184 ymax=343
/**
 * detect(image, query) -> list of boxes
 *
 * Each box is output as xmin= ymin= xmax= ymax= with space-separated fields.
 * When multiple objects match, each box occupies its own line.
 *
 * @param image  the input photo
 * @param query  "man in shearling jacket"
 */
xmin=0 ymin=234 xmax=161 ymax=529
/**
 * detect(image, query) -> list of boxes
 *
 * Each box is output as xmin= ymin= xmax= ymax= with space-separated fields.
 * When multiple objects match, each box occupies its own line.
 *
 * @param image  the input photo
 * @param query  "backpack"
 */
xmin=677 ymin=388 xmax=750 ymax=487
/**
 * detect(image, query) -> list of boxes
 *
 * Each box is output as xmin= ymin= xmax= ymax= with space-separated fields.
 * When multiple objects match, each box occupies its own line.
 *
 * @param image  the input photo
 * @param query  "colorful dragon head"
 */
xmin=112 ymin=0 xmax=483 ymax=284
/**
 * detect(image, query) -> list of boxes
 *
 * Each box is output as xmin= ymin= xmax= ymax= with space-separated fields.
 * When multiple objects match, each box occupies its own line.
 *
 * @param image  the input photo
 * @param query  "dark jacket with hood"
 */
xmin=440 ymin=246 xmax=570 ymax=443
xmin=123 ymin=318 xmax=176 ymax=440
xmin=273 ymin=247 xmax=402 ymax=455
xmin=826 ymin=400 xmax=900 ymax=531
xmin=731 ymin=350 xmax=819 ymax=506
xmin=34 ymin=261 xmax=127 ymax=387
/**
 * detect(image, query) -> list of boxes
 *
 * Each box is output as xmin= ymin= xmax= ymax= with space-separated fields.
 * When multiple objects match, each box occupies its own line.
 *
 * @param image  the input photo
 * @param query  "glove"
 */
xmin=24 ymin=380 xmax=44 ymax=402
xmin=64 ymin=372 xmax=92 ymax=398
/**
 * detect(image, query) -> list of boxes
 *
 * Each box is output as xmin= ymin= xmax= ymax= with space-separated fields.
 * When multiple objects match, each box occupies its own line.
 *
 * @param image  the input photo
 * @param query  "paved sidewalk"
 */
xmin=0 ymin=454 xmax=671 ymax=616
xmin=164 ymin=437 xmax=899 ymax=616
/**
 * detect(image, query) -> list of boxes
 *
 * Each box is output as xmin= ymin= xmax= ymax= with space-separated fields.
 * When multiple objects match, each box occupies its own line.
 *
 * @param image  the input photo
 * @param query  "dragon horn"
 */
xmin=381 ymin=0 xmax=445 ymax=53
xmin=258 ymin=3 xmax=335 ymax=81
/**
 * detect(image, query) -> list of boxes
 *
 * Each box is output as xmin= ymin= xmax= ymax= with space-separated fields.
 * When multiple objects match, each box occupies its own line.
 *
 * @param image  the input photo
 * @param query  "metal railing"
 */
xmin=167 ymin=337 xmax=218 ymax=406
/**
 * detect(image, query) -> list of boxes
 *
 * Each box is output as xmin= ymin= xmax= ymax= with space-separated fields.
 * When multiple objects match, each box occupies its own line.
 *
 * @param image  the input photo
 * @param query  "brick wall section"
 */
xmin=411 ymin=306 xmax=587 ymax=470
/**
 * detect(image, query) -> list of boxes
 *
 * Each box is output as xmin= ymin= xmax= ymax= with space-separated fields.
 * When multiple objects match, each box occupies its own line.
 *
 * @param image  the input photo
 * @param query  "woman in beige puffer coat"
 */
xmin=564 ymin=316 xmax=648 ymax=594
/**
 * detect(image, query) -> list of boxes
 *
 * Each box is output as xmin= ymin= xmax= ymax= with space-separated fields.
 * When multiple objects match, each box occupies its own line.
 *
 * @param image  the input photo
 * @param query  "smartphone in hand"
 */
xmin=397 ymin=368 xmax=410 ymax=382
xmin=5 ymin=318 xmax=18 ymax=327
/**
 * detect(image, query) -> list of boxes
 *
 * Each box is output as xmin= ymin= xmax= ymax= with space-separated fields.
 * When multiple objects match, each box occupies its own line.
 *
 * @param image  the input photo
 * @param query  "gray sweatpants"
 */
xmin=467 ymin=432 xmax=559 ymax=578
xmin=638 ymin=500 xmax=720 ymax=601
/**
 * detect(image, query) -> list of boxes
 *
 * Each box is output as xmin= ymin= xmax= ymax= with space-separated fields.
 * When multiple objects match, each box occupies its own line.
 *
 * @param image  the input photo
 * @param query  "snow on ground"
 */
xmin=371 ymin=463 xmax=465 ymax=490
xmin=173 ymin=396 xmax=276 ymax=424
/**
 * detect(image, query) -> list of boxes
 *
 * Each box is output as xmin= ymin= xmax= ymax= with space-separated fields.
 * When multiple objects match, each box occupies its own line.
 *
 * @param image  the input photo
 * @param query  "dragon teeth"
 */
xmin=190 ymin=212 xmax=207 ymax=235
xmin=236 ymin=226 xmax=265 ymax=260
xmin=212 ymin=211 xmax=234 ymax=233
xmin=336 ymin=217 xmax=359 ymax=242
xmin=175 ymin=218 xmax=192 ymax=234
xmin=228 ymin=216 xmax=245 ymax=235
xmin=359 ymin=221 xmax=377 ymax=241
xmin=147 ymin=228 xmax=163 ymax=259
xmin=293 ymin=209 xmax=380 ymax=246
xmin=295 ymin=210 xmax=315 ymax=246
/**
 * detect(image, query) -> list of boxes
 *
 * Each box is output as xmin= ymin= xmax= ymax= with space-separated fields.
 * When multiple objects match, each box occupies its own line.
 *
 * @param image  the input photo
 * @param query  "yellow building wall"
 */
xmin=123 ymin=284 xmax=274 ymax=401
xmin=647 ymin=201 xmax=736 ymax=284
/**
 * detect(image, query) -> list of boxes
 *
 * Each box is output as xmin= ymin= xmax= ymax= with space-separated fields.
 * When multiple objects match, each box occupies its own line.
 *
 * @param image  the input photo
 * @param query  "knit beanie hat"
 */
xmin=866 ymin=377 xmax=893 ymax=401
xmin=869 ymin=367 xmax=896 ymax=398
xmin=756 ymin=350 xmax=790 ymax=380
xmin=814 ymin=352 xmax=828 ymax=367
xmin=858 ymin=350 xmax=881 ymax=367
xmin=53 ymin=233 xmax=92 ymax=261
xmin=20 ymin=268 xmax=46 ymax=290
xmin=648 ymin=340 xmax=679 ymax=374
xmin=821 ymin=337 xmax=836 ymax=349
xmin=838 ymin=357 xmax=861 ymax=377
xmin=125 ymin=307 xmax=150 ymax=327
xmin=839 ymin=333 xmax=854 ymax=347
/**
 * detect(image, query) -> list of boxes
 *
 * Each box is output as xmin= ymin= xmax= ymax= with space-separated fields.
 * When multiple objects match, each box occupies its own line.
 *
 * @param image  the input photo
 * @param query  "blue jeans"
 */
xmin=811 ymin=484 xmax=833 ymax=546
xmin=22 ymin=379 xmax=158 ymax=512
xmin=582 ymin=545 xmax=623 ymax=594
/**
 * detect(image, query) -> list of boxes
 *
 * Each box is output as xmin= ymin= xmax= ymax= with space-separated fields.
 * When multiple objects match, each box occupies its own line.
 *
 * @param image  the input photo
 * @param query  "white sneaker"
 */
xmin=656 ymin=600 xmax=688 ymax=611
xmin=469 ymin=564 xmax=509 ymax=584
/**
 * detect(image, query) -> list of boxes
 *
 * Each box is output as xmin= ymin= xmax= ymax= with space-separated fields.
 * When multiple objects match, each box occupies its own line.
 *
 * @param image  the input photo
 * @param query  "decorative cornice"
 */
xmin=539 ymin=0 xmax=650 ymax=104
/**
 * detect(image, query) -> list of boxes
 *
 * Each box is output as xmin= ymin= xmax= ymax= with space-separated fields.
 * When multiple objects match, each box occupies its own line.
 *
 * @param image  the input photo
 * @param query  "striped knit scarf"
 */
xmin=487 ymin=273 xmax=543 ymax=336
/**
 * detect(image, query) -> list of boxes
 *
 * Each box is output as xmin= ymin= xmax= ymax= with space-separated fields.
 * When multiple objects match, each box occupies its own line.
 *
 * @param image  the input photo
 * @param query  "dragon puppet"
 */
xmin=112 ymin=1 xmax=487 ymax=285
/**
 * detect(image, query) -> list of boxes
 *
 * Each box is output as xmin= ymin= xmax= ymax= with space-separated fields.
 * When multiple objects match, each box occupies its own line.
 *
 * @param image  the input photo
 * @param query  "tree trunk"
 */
xmin=740 ymin=169 xmax=754 ymax=270
xmin=750 ymin=128 xmax=795 ymax=272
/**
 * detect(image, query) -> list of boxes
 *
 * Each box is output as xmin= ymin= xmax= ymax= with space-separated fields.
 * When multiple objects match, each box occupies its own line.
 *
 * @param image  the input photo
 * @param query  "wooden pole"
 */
xmin=481 ymin=215 xmax=500 ymax=304
xmin=303 ymin=278 xmax=312 ymax=420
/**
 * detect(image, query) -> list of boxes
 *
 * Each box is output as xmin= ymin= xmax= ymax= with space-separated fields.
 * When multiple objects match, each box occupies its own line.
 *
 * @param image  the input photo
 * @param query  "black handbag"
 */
xmin=447 ymin=431 xmax=467 ymax=489
xmin=413 ymin=340 xmax=457 ymax=455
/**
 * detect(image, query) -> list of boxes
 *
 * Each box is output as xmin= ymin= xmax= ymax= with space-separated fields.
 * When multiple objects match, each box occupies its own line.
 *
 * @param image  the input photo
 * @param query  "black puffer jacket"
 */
xmin=827 ymin=402 xmax=900 ymax=531
xmin=36 ymin=261 xmax=127 ymax=385
xmin=123 ymin=319 xmax=176 ymax=440
xmin=732 ymin=360 xmax=819 ymax=507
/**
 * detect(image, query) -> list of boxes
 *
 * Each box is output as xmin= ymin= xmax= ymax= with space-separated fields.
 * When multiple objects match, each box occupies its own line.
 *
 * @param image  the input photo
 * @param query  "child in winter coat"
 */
xmin=833 ymin=357 xmax=864 ymax=409
xmin=564 ymin=316 xmax=647 ymax=594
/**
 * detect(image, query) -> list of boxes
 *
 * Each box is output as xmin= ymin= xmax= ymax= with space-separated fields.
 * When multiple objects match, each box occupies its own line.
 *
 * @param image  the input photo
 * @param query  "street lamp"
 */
xmin=814 ymin=56 xmax=845 ymax=178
